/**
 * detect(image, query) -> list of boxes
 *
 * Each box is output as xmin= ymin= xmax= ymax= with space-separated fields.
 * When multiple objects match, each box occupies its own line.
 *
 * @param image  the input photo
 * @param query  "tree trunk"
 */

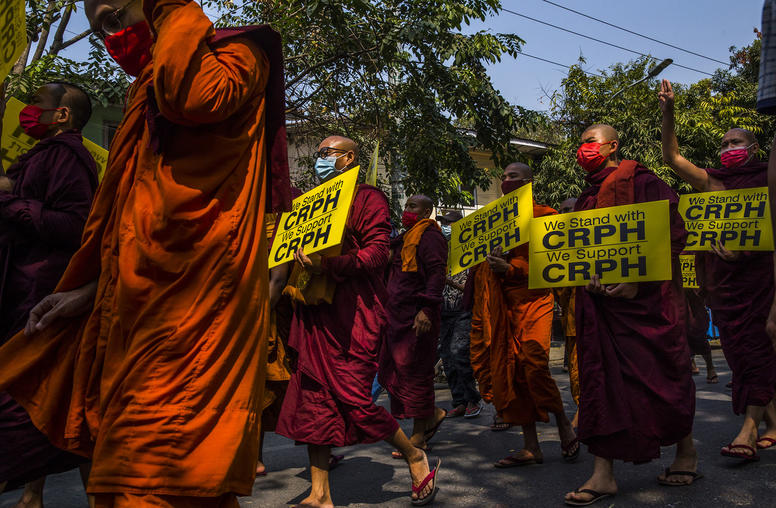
xmin=30 ymin=0 xmax=57 ymax=63
xmin=49 ymin=7 xmax=73 ymax=56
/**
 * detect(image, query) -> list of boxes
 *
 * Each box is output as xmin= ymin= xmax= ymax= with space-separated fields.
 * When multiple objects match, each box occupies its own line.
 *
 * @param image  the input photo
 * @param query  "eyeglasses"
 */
xmin=100 ymin=0 xmax=140 ymax=37
xmin=315 ymin=147 xmax=348 ymax=159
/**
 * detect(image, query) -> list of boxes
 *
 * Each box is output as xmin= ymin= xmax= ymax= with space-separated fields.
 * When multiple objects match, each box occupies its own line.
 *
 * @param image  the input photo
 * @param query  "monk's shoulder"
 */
xmin=533 ymin=203 xmax=557 ymax=218
xmin=633 ymin=167 xmax=678 ymax=202
xmin=354 ymin=184 xmax=389 ymax=208
xmin=211 ymin=33 xmax=270 ymax=80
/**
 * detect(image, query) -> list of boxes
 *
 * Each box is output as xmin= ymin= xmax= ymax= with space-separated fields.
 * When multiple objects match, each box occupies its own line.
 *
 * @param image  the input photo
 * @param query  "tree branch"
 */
xmin=285 ymin=45 xmax=378 ymax=90
xmin=31 ymin=0 xmax=57 ymax=63
xmin=49 ymin=6 xmax=73 ymax=55
xmin=58 ymin=29 xmax=92 ymax=52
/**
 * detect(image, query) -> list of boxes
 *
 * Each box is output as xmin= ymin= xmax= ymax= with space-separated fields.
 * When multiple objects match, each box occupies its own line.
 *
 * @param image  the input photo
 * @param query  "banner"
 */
xmin=528 ymin=200 xmax=672 ymax=288
xmin=1 ymin=98 xmax=110 ymax=179
xmin=269 ymin=166 xmax=359 ymax=268
xmin=0 ymin=0 xmax=25 ymax=83
xmin=448 ymin=182 xmax=533 ymax=276
xmin=679 ymin=187 xmax=773 ymax=251
xmin=680 ymin=254 xmax=699 ymax=289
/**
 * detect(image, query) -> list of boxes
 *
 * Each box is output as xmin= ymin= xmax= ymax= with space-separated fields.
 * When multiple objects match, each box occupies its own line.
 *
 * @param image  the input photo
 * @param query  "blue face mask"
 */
xmin=440 ymin=224 xmax=452 ymax=240
xmin=315 ymin=155 xmax=342 ymax=182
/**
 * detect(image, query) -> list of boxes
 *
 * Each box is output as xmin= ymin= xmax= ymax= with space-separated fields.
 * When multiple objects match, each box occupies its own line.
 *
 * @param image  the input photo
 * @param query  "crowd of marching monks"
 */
xmin=1 ymin=1 xmax=776 ymax=508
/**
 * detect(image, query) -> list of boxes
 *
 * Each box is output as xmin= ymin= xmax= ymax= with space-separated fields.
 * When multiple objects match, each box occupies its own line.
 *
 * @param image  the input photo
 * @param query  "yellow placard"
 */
xmin=0 ymin=0 xmax=25 ymax=83
xmin=2 ymin=98 xmax=110 ymax=179
xmin=679 ymin=187 xmax=773 ymax=251
xmin=528 ymin=200 xmax=672 ymax=288
xmin=448 ymin=182 xmax=534 ymax=275
xmin=680 ymin=254 xmax=699 ymax=289
xmin=268 ymin=166 xmax=359 ymax=268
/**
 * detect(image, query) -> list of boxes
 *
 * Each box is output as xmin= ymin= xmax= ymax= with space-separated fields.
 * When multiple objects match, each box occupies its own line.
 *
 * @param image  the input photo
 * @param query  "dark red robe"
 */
xmin=0 ymin=130 xmax=97 ymax=489
xmin=379 ymin=224 xmax=447 ymax=419
xmin=697 ymin=161 xmax=776 ymax=414
xmin=685 ymin=288 xmax=711 ymax=356
xmin=276 ymin=185 xmax=399 ymax=446
xmin=575 ymin=164 xmax=695 ymax=463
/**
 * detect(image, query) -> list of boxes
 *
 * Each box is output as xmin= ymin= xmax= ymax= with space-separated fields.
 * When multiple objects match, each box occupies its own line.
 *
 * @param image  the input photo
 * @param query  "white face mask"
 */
xmin=440 ymin=224 xmax=452 ymax=240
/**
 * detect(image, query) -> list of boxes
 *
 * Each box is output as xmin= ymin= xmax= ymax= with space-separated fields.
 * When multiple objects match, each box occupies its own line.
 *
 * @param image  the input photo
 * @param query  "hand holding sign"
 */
xmin=0 ymin=175 xmax=12 ymax=192
xmin=605 ymin=282 xmax=638 ymax=299
xmin=294 ymin=247 xmax=323 ymax=274
xmin=710 ymin=240 xmax=742 ymax=262
xmin=486 ymin=246 xmax=510 ymax=274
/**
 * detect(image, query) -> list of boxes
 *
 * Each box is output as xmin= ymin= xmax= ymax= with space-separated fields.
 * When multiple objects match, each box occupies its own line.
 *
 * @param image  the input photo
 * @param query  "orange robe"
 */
xmin=0 ymin=1 xmax=290 ymax=499
xmin=554 ymin=287 xmax=580 ymax=406
xmin=470 ymin=203 xmax=565 ymax=425
xmin=261 ymin=214 xmax=292 ymax=433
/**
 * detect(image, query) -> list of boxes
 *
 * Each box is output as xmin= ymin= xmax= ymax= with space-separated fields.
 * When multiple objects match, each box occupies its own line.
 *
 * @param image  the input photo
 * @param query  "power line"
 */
xmin=501 ymin=8 xmax=715 ymax=76
xmin=542 ymin=0 xmax=729 ymax=66
xmin=518 ymin=51 xmax=603 ymax=77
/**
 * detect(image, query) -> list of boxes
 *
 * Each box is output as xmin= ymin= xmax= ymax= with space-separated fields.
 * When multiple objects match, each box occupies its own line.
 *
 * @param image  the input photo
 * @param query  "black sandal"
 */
xmin=564 ymin=489 xmax=613 ymax=506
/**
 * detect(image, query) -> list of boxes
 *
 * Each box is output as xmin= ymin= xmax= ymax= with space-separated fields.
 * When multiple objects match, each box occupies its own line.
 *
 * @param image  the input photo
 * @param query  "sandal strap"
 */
xmin=412 ymin=467 xmax=437 ymax=494
xmin=663 ymin=468 xmax=699 ymax=478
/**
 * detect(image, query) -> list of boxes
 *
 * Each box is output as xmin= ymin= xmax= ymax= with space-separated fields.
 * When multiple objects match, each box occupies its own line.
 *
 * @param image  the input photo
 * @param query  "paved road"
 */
xmin=3 ymin=350 xmax=776 ymax=507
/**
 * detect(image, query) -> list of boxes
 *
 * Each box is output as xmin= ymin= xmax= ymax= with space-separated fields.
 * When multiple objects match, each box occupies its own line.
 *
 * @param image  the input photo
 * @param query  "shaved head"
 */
xmin=85 ymin=0 xmax=145 ymax=34
xmin=317 ymin=135 xmax=359 ymax=173
xmin=404 ymin=194 xmax=434 ymax=221
xmin=582 ymin=124 xmax=619 ymax=144
xmin=49 ymin=83 xmax=92 ymax=131
xmin=503 ymin=162 xmax=532 ymax=180
xmin=559 ymin=197 xmax=577 ymax=214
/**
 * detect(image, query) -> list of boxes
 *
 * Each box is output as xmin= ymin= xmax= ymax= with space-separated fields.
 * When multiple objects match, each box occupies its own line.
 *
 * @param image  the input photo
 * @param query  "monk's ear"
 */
xmin=55 ymin=107 xmax=71 ymax=127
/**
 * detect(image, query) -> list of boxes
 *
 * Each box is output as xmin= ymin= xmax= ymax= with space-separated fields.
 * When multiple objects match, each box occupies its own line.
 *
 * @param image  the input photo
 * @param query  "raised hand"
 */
xmin=658 ymin=79 xmax=675 ymax=114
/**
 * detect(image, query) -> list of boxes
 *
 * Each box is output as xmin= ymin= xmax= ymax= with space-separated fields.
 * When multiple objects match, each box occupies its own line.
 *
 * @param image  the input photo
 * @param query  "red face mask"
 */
xmin=19 ymin=105 xmax=62 ymax=139
xmin=501 ymin=179 xmax=524 ymax=196
xmin=576 ymin=141 xmax=614 ymax=172
xmin=402 ymin=211 xmax=419 ymax=229
xmin=104 ymin=20 xmax=153 ymax=77
xmin=720 ymin=145 xmax=753 ymax=169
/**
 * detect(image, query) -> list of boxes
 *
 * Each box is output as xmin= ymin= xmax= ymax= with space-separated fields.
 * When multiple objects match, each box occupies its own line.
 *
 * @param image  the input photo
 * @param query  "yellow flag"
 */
xmin=365 ymin=141 xmax=379 ymax=186
xmin=0 ymin=0 xmax=26 ymax=83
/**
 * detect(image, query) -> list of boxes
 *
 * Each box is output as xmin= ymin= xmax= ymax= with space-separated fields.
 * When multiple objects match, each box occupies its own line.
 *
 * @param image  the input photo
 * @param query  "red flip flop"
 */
xmin=411 ymin=458 xmax=441 ymax=506
xmin=757 ymin=437 xmax=776 ymax=450
xmin=721 ymin=443 xmax=760 ymax=461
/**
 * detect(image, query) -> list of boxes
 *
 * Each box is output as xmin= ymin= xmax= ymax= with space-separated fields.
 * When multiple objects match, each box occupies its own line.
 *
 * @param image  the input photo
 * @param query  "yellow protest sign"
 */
xmin=448 ymin=182 xmax=533 ymax=276
xmin=269 ymin=167 xmax=359 ymax=268
xmin=680 ymin=254 xmax=699 ymax=289
xmin=679 ymin=187 xmax=773 ymax=251
xmin=528 ymin=200 xmax=672 ymax=288
xmin=0 ymin=0 xmax=25 ymax=83
xmin=1 ymin=98 xmax=110 ymax=179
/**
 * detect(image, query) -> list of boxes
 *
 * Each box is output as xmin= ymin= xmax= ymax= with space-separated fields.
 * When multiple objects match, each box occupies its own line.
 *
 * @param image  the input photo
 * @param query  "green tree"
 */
xmin=204 ymin=0 xmax=537 ymax=210
xmin=536 ymin=39 xmax=771 ymax=208
xmin=5 ymin=0 xmax=129 ymax=107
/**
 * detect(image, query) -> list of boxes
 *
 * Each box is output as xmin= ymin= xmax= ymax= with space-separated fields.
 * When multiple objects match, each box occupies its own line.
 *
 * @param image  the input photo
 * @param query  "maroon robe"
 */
xmin=697 ymin=161 xmax=776 ymax=414
xmin=575 ymin=164 xmax=695 ymax=463
xmin=0 ymin=130 xmax=97 ymax=488
xmin=276 ymin=185 xmax=399 ymax=446
xmin=685 ymin=288 xmax=711 ymax=356
xmin=379 ymin=224 xmax=447 ymax=419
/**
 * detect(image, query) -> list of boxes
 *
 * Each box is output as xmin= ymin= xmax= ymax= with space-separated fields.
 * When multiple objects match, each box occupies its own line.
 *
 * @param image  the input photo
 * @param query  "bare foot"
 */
xmin=406 ymin=448 xmax=432 ymax=501
xmin=727 ymin=426 xmax=758 ymax=456
xmin=426 ymin=407 xmax=446 ymax=433
xmin=495 ymin=448 xmax=543 ymax=467
xmin=658 ymin=450 xmax=699 ymax=485
xmin=564 ymin=476 xmax=617 ymax=504
xmin=256 ymin=460 xmax=267 ymax=476
xmin=294 ymin=496 xmax=334 ymax=508
xmin=757 ymin=428 xmax=776 ymax=449
xmin=13 ymin=490 xmax=43 ymax=508
xmin=558 ymin=421 xmax=578 ymax=453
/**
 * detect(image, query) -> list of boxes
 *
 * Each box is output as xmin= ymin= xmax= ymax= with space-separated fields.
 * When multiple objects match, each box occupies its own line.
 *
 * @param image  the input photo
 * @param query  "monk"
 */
xmin=0 ymin=83 xmax=97 ymax=506
xmin=553 ymin=197 xmax=580 ymax=429
xmin=564 ymin=123 xmax=698 ymax=506
xmin=661 ymin=80 xmax=776 ymax=458
xmin=684 ymin=286 xmax=718 ymax=384
xmin=380 ymin=195 xmax=448 ymax=457
xmin=0 ymin=0 xmax=293 ymax=505
xmin=276 ymin=136 xmax=440 ymax=508
xmin=469 ymin=162 xmax=578 ymax=469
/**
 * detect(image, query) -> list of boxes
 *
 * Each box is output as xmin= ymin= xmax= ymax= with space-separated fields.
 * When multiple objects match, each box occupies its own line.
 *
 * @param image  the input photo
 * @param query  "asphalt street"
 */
xmin=3 ymin=350 xmax=776 ymax=508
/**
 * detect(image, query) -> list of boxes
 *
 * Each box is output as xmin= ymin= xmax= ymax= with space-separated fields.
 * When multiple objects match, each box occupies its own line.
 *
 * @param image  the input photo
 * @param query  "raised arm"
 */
xmin=659 ymin=79 xmax=712 ymax=192
xmin=147 ymin=0 xmax=268 ymax=125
